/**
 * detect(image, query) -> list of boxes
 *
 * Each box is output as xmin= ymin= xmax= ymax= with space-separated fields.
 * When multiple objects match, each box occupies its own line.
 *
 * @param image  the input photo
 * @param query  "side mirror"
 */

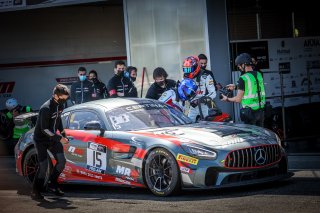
xmin=84 ymin=121 xmax=101 ymax=130
xmin=83 ymin=121 xmax=105 ymax=137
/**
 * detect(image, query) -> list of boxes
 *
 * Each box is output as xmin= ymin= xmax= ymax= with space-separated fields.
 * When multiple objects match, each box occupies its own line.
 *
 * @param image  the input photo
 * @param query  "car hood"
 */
xmin=134 ymin=122 xmax=277 ymax=148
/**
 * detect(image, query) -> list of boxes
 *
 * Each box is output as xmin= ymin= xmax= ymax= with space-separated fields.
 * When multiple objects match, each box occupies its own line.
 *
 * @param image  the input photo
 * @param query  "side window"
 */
xmin=69 ymin=111 xmax=103 ymax=130
xmin=61 ymin=112 xmax=70 ymax=129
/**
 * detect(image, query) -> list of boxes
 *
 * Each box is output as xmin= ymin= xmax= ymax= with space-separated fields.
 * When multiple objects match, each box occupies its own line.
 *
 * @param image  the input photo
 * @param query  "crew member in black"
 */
xmin=88 ymin=70 xmax=108 ymax=100
xmin=145 ymin=67 xmax=176 ymax=100
xmin=31 ymin=84 xmax=70 ymax=200
xmin=107 ymin=60 xmax=136 ymax=98
xmin=70 ymin=66 xmax=94 ymax=104
xmin=125 ymin=66 xmax=138 ymax=97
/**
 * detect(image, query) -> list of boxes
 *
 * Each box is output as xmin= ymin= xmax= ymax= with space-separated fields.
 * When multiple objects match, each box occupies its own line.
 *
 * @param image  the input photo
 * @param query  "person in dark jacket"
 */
xmin=70 ymin=67 xmax=94 ymax=104
xmin=145 ymin=67 xmax=176 ymax=100
xmin=88 ymin=70 xmax=108 ymax=99
xmin=31 ymin=84 xmax=70 ymax=200
xmin=124 ymin=66 xmax=138 ymax=97
xmin=107 ymin=60 xmax=136 ymax=98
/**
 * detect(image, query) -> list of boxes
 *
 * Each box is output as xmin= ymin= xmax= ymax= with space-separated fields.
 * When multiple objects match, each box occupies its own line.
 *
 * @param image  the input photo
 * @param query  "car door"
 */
xmin=64 ymin=110 xmax=108 ymax=181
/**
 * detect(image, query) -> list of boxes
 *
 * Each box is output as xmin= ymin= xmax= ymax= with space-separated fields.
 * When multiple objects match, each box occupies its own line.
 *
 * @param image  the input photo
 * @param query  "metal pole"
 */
xmin=140 ymin=67 xmax=146 ymax=98
xmin=280 ymin=72 xmax=287 ymax=141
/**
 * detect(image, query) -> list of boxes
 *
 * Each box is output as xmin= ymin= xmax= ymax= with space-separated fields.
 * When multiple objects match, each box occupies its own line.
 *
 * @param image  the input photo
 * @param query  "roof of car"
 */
xmin=65 ymin=98 xmax=161 ymax=112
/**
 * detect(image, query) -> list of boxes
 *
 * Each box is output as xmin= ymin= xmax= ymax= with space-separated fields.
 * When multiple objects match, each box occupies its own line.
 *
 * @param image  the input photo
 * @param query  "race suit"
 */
xmin=188 ymin=69 xmax=217 ymax=122
xmin=158 ymin=89 xmax=185 ymax=113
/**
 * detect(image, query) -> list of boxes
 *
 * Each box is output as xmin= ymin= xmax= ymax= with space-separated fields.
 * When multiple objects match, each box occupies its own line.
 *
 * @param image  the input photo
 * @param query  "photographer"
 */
xmin=221 ymin=53 xmax=265 ymax=127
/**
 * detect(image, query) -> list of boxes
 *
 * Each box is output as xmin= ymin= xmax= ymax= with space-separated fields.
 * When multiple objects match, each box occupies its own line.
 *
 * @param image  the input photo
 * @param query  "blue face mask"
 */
xmin=79 ymin=75 xmax=86 ymax=81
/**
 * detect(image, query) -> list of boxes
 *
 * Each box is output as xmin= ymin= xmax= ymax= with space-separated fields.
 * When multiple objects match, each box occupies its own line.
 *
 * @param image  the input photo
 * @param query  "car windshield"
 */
xmin=106 ymin=103 xmax=192 ymax=131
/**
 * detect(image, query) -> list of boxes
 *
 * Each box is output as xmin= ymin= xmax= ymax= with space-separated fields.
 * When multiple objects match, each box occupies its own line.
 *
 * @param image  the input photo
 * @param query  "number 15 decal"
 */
xmin=87 ymin=142 xmax=107 ymax=173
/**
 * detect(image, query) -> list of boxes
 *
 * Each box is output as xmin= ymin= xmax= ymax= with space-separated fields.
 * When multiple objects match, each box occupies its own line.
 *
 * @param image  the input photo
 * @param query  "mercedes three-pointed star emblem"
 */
xmin=255 ymin=148 xmax=266 ymax=165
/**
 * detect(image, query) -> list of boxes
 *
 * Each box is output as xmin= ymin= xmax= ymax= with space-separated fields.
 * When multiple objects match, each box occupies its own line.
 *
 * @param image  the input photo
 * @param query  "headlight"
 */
xmin=264 ymin=129 xmax=282 ymax=146
xmin=181 ymin=143 xmax=217 ymax=159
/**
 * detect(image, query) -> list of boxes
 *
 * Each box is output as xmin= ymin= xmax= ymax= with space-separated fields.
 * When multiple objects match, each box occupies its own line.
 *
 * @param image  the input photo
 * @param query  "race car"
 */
xmin=15 ymin=98 xmax=293 ymax=196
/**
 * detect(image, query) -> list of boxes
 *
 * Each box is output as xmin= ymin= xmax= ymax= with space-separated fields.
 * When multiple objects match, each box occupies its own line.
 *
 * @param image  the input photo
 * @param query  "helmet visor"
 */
xmin=183 ymin=66 xmax=192 ymax=74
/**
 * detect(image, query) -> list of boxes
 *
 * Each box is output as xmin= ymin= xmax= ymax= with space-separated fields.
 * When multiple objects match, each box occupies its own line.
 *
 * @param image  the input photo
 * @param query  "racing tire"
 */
xmin=22 ymin=148 xmax=52 ymax=184
xmin=144 ymin=148 xmax=180 ymax=196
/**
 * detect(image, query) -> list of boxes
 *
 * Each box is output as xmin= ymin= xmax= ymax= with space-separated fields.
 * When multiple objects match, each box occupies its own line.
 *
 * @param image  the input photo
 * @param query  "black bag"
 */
xmin=240 ymin=107 xmax=254 ymax=122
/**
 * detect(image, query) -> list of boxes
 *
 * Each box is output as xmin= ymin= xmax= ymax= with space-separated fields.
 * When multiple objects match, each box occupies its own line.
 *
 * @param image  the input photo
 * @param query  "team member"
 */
xmin=107 ymin=61 xmax=136 ymax=97
xmin=125 ymin=66 xmax=138 ymax=97
xmin=183 ymin=56 xmax=217 ymax=122
xmin=198 ymin=53 xmax=220 ymax=90
xmin=145 ymin=67 xmax=176 ymax=100
xmin=4 ymin=98 xmax=32 ymax=155
xmin=88 ymin=70 xmax=108 ymax=99
xmin=70 ymin=67 xmax=94 ymax=104
xmin=31 ymin=84 xmax=70 ymax=200
xmin=221 ymin=53 xmax=266 ymax=127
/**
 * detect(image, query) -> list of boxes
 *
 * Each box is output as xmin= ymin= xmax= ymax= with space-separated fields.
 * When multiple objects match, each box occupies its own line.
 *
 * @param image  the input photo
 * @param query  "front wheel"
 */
xmin=144 ymin=148 xmax=180 ymax=196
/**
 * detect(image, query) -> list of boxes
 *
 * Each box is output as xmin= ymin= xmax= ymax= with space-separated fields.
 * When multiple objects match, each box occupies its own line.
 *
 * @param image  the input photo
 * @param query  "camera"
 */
xmin=219 ymin=86 xmax=233 ymax=99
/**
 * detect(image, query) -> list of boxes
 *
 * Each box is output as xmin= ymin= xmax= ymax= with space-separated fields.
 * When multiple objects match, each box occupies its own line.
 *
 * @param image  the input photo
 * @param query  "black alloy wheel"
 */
xmin=144 ymin=148 xmax=180 ymax=196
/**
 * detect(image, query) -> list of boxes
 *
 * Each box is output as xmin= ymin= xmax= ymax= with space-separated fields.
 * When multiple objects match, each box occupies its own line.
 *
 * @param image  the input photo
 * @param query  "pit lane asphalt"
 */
xmin=0 ymin=156 xmax=319 ymax=213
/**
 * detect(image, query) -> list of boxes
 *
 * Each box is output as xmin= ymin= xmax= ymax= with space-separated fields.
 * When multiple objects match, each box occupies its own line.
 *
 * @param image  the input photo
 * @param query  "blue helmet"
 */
xmin=178 ymin=78 xmax=198 ymax=101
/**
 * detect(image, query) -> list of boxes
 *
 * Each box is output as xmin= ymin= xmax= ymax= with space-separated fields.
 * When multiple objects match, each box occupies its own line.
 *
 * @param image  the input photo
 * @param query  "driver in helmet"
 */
xmin=159 ymin=78 xmax=198 ymax=115
xmin=182 ymin=56 xmax=217 ymax=122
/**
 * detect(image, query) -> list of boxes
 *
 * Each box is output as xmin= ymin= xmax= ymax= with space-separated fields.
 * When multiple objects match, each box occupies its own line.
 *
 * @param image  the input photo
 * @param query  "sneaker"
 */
xmin=47 ymin=185 xmax=64 ymax=196
xmin=31 ymin=191 xmax=44 ymax=200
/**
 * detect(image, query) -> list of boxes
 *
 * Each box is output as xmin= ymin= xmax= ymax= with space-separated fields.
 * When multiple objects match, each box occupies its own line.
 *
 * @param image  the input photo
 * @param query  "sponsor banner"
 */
xmin=176 ymin=154 xmax=198 ymax=165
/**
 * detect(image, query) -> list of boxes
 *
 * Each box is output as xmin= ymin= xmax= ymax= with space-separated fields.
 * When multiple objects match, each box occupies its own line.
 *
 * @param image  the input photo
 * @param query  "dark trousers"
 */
xmin=32 ymin=140 xmax=66 ymax=192
xmin=244 ymin=109 xmax=265 ymax=127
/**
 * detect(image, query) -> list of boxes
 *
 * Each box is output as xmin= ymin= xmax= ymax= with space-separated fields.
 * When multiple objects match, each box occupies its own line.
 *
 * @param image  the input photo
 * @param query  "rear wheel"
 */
xmin=22 ymin=148 xmax=51 ymax=184
xmin=144 ymin=148 xmax=180 ymax=196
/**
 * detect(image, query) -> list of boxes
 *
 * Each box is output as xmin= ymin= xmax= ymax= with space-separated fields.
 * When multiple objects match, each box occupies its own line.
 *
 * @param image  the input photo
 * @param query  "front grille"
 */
xmin=225 ymin=144 xmax=282 ymax=169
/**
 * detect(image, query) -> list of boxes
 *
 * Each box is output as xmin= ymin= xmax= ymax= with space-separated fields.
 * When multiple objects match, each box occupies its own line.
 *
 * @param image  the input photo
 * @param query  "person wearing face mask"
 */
xmin=198 ymin=54 xmax=220 ymax=91
xmin=221 ymin=53 xmax=266 ymax=127
xmin=145 ymin=67 xmax=176 ymax=100
xmin=31 ymin=84 xmax=70 ymax=200
xmin=70 ymin=66 xmax=94 ymax=104
xmin=107 ymin=60 xmax=136 ymax=98
xmin=88 ymin=70 xmax=108 ymax=100
xmin=125 ymin=66 xmax=138 ymax=97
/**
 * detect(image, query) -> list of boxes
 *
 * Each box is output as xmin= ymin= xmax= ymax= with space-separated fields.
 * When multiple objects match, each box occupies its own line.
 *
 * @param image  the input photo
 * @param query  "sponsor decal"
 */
xmin=180 ymin=166 xmax=191 ymax=174
xmin=176 ymin=154 xmax=198 ymax=165
xmin=130 ymin=137 xmax=142 ymax=146
xmin=68 ymin=145 xmax=84 ymax=157
xmin=64 ymin=165 xmax=72 ymax=174
xmin=77 ymin=169 xmax=103 ymax=180
xmin=116 ymin=165 xmax=131 ymax=176
xmin=208 ymin=80 xmax=214 ymax=85
xmin=87 ymin=142 xmax=107 ymax=174
xmin=115 ymin=177 xmax=131 ymax=185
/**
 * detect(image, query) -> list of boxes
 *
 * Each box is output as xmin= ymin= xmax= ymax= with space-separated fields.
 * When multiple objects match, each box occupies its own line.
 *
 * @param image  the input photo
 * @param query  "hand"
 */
xmin=60 ymin=137 xmax=69 ymax=144
xmin=226 ymin=84 xmax=235 ymax=91
xmin=220 ymin=94 xmax=228 ymax=102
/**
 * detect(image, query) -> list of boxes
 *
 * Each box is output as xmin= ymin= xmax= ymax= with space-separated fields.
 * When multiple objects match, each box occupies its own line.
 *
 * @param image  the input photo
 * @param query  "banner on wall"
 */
xmin=230 ymin=40 xmax=269 ymax=70
xmin=0 ymin=0 xmax=104 ymax=12
xmin=231 ymin=37 xmax=320 ymax=108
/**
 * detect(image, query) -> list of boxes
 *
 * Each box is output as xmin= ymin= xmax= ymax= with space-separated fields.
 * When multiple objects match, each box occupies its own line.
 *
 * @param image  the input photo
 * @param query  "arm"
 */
xmin=145 ymin=85 xmax=156 ymax=99
xmin=70 ymin=83 xmax=76 ymax=104
xmin=107 ymin=79 xmax=118 ymax=98
xmin=206 ymin=75 xmax=217 ymax=99
xmin=221 ymin=89 xmax=244 ymax=103
xmin=39 ymin=108 xmax=62 ymax=143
